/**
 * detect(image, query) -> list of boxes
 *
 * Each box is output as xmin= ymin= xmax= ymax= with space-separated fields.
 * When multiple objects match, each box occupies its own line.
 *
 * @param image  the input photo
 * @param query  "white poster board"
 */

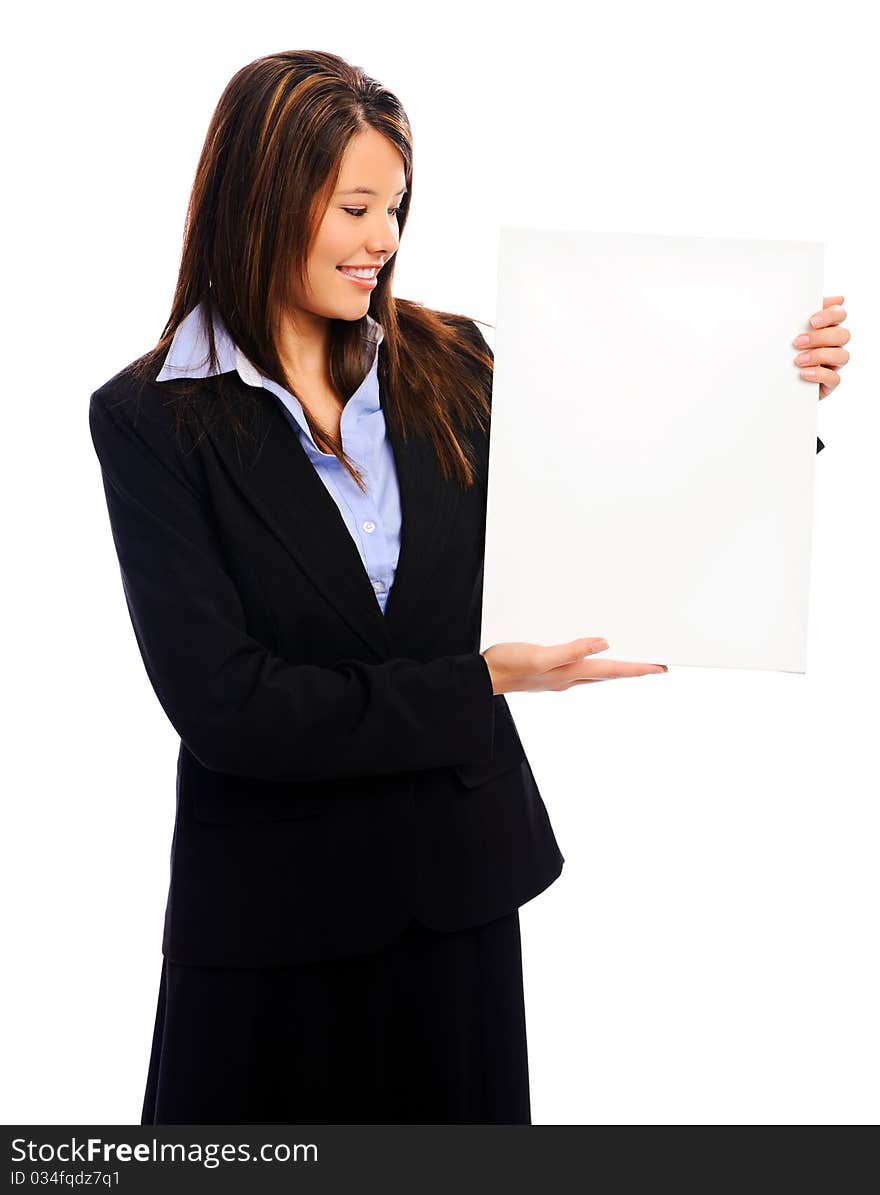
xmin=480 ymin=228 xmax=825 ymax=673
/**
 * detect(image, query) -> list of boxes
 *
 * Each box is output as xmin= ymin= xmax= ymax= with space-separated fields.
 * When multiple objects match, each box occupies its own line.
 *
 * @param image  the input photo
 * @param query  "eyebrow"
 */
xmin=336 ymin=186 xmax=407 ymax=197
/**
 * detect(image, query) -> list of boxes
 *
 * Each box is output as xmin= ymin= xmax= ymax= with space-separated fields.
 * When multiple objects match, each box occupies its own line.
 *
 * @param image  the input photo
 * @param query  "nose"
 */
xmin=362 ymin=213 xmax=399 ymax=258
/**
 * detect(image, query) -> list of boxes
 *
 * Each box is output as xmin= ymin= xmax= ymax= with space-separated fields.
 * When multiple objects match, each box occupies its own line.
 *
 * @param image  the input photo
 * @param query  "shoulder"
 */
xmin=88 ymin=352 xmax=213 ymax=481
xmin=428 ymin=314 xmax=494 ymax=408
xmin=454 ymin=319 xmax=494 ymax=416
xmin=394 ymin=301 xmax=493 ymax=368
xmin=435 ymin=312 xmax=493 ymax=361
xmin=463 ymin=317 xmax=493 ymax=358
xmin=90 ymin=352 xmax=167 ymax=424
xmin=90 ymin=345 xmax=229 ymax=438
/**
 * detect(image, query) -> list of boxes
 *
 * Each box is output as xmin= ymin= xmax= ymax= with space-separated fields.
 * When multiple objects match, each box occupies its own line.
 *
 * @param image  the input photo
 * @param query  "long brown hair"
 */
xmin=126 ymin=49 xmax=493 ymax=491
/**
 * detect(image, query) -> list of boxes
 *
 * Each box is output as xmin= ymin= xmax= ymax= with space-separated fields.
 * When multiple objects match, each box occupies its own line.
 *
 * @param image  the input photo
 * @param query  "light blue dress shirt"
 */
xmin=156 ymin=303 xmax=401 ymax=613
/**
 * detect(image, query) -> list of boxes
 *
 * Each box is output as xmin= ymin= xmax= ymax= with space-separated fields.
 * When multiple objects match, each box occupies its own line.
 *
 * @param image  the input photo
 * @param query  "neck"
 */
xmin=276 ymin=306 xmax=332 ymax=386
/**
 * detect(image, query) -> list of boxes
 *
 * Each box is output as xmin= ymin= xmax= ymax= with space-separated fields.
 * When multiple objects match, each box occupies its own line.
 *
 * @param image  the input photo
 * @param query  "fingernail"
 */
xmin=793 ymin=334 xmax=810 ymax=347
xmin=810 ymin=315 xmax=823 ymax=327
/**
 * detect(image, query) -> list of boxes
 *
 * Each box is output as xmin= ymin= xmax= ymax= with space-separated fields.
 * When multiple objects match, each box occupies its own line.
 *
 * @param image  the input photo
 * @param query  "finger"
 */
xmin=822 ymin=295 xmax=844 ymax=308
xmin=809 ymin=305 xmax=846 ymax=328
xmin=798 ymin=365 xmax=840 ymax=393
xmin=571 ymin=658 xmax=667 ymax=681
xmin=792 ymin=326 xmax=851 ymax=349
xmin=793 ymin=347 xmax=851 ymax=370
xmin=540 ymin=637 xmax=609 ymax=671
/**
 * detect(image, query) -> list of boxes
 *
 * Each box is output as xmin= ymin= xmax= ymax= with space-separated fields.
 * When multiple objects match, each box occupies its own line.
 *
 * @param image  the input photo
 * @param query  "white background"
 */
xmin=3 ymin=0 xmax=877 ymax=1126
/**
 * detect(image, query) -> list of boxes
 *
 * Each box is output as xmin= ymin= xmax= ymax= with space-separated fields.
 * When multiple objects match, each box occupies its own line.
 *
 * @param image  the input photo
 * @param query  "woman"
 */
xmin=88 ymin=50 xmax=849 ymax=1126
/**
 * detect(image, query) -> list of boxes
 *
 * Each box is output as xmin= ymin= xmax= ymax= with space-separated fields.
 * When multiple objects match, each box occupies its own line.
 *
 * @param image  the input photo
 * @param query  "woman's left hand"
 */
xmin=792 ymin=295 xmax=851 ymax=400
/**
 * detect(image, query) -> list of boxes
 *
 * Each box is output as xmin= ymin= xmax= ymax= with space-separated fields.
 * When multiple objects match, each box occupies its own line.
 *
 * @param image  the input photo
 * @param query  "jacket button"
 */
xmin=362 ymin=520 xmax=376 ymax=533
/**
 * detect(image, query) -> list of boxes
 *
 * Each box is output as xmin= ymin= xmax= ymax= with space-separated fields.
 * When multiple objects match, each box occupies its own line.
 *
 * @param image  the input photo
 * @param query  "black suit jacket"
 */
xmin=89 ymin=323 xmax=565 ymax=966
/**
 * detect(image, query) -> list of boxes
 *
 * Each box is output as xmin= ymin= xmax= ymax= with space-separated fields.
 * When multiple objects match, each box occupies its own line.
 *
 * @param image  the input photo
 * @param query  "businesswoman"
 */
xmin=88 ymin=50 xmax=850 ymax=1125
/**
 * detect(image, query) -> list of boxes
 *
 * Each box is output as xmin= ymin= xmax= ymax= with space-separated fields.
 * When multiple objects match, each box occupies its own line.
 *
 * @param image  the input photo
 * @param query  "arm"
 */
xmin=89 ymin=388 xmax=495 ymax=782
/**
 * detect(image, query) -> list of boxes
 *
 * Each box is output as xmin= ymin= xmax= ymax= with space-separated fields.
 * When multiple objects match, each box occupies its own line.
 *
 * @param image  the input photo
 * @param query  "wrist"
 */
xmin=480 ymin=652 xmax=501 ymax=696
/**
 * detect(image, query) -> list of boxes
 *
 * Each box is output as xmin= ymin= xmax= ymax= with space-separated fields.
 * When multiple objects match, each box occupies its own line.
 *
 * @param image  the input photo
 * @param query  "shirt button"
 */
xmin=362 ymin=520 xmax=376 ymax=533
xmin=371 ymin=579 xmax=385 ymax=593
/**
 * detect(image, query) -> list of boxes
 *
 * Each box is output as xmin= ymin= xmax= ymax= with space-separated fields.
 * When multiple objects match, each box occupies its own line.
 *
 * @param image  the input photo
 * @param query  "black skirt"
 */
xmin=141 ymin=910 xmax=531 ymax=1125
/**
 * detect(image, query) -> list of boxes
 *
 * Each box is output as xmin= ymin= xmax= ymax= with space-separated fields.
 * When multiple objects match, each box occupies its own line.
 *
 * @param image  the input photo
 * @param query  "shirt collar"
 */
xmin=155 ymin=301 xmax=386 ymax=464
xmin=155 ymin=300 xmax=384 ymax=387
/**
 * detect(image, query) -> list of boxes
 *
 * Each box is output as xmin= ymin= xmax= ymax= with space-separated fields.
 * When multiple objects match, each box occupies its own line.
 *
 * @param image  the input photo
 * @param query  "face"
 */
xmin=298 ymin=126 xmax=406 ymax=322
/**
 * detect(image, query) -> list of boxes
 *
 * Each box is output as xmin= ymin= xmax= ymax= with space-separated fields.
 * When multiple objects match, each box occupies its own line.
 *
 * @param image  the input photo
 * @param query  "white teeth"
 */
xmin=339 ymin=267 xmax=377 ymax=278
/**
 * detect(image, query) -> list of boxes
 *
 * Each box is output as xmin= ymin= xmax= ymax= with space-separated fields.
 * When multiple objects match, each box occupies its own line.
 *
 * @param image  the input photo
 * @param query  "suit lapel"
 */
xmin=195 ymin=372 xmax=463 ymax=661
xmin=381 ymin=404 xmax=462 ymax=635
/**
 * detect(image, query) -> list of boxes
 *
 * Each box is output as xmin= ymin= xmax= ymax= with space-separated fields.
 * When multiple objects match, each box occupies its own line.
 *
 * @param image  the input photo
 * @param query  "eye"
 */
xmin=343 ymin=206 xmax=403 ymax=219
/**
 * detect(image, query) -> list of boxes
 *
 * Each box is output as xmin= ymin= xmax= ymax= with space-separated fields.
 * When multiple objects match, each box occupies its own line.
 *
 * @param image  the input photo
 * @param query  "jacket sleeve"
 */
xmin=88 ymin=386 xmax=496 ymax=783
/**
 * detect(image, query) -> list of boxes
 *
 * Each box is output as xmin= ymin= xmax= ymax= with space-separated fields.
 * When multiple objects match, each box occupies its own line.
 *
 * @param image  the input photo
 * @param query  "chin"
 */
xmin=340 ymin=299 xmax=372 ymax=318
xmin=334 ymin=305 xmax=370 ymax=322
xmin=305 ymin=298 xmax=368 ymax=323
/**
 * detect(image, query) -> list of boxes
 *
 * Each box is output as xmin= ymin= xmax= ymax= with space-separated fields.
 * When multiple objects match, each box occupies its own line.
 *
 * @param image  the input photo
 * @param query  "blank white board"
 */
xmin=480 ymin=228 xmax=825 ymax=673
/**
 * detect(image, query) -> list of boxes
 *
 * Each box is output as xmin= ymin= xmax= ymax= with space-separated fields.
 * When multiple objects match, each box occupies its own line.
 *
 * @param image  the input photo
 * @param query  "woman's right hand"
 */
xmin=481 ymin=637 xmax=668 ymax=695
